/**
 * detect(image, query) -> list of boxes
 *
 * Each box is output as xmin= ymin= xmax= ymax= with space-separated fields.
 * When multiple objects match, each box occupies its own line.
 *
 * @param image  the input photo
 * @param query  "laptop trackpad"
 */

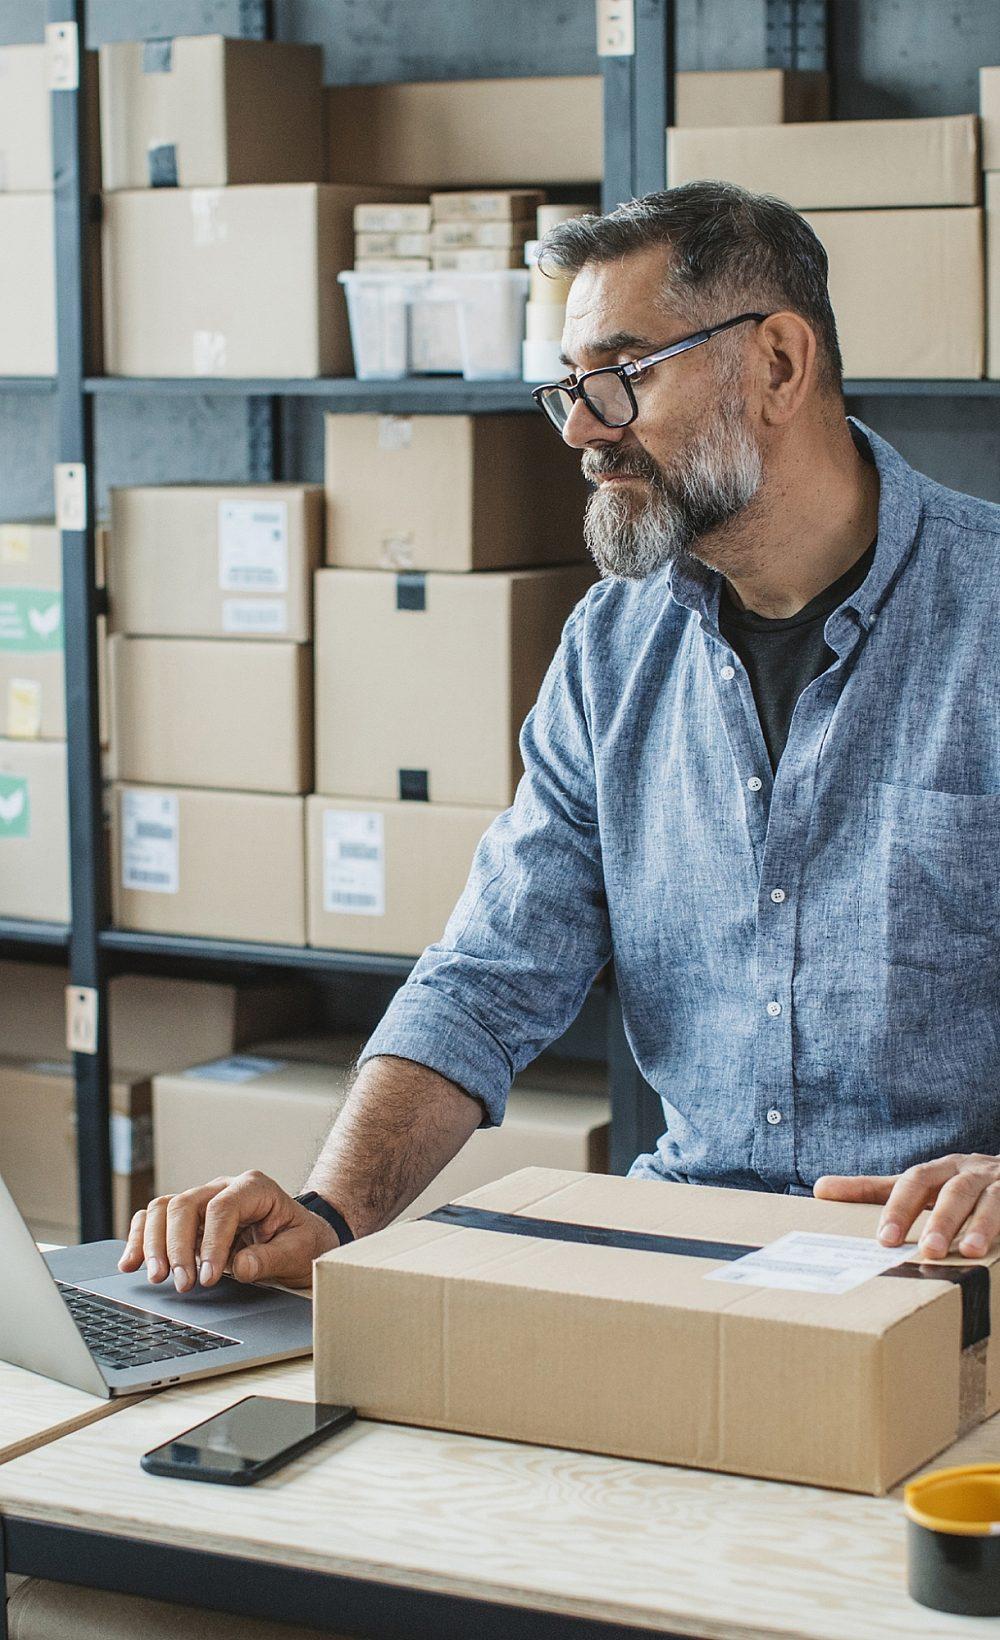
xmin=71 ymin=1268 xmax=308 ymax=1327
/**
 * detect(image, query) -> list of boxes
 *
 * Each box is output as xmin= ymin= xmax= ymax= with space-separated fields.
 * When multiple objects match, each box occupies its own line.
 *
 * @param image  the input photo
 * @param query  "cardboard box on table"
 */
xmin=315 ymin=1166 xmax=1000 ymax=1496
xmin=99 ymin=36 xmax=324 ymax=190
xmin=804 ymin=207 xmax=983 ymax=378
xmin=0 ymin=961 xmax=312 ymax=1073
xmin=667 ymin=114 xmax=980 ymax=208
xmin=315 ymin=565 xmax=593 ymax=807
xmin=0 ymin=1057 xmax=152 ymax=1243
xmin=102 ymin=184 xmax=414 ymax=378
xmin=110 ymin=637 xmax=313 ymax=794
xmin=323 ymin=414 xmax=588 ymax=572
xmin=108 ymin=484 xmax=324 ymax=641
xmin=0 ymin=739 xmax=68 ymax=922
xmin=111 ymin=785 xmax=306 ymax=945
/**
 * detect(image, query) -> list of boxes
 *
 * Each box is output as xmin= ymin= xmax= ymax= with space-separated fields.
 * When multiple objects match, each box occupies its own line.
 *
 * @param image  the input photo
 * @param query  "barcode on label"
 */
xmin=323 ymin=809 xmax=385 ymax=918
xmin=122 ymin=790 xmax=179 ymax=895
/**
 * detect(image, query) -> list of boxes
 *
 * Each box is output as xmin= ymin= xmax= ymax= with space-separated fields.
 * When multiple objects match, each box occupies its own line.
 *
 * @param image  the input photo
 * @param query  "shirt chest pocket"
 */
xmin=860 ymin=781 xmax=1000 ymax=975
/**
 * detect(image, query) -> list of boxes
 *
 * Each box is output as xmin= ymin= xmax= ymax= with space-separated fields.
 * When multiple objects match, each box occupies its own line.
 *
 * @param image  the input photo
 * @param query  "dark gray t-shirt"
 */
xmin=718 ymin=539 xmax=877 ymax=772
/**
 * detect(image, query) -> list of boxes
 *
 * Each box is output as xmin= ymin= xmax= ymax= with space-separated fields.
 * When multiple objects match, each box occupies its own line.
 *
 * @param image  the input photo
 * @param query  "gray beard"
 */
xmin=583 ymin=403 xmax=765 ymax=581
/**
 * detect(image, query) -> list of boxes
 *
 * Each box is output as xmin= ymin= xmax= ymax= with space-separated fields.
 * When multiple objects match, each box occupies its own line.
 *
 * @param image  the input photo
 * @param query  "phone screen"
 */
xmin=144 ymin=1397 xmax=355 ymax=1479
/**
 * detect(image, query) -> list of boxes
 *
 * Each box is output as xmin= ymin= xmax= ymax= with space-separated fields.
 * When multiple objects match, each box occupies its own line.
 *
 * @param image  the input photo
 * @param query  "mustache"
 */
xmin=582 ymin=447 xmax=661 ymax=484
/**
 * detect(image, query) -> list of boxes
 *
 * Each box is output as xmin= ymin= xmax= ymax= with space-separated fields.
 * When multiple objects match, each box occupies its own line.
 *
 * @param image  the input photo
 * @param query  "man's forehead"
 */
xmin=562 ymin=253 xmax=678 ymax=364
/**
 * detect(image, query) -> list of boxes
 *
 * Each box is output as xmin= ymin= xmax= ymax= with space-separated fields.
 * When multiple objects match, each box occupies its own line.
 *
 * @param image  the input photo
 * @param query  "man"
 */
xmin=123 ymin=181 xmax=1000 ymax=1294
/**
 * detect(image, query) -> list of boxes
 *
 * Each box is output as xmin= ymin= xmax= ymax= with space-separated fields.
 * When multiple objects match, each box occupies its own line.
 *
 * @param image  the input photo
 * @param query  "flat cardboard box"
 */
xmin=102 ymin=185 xmax=408 ymax=378
xmin=108 ymin=484 xmax=323 ymax=642
xmin=324 ymin=414 xmax=588 ymax=572
xmin=99 ymin=36 xmax=324 ymax=190
xmin=0 ymin=738 xmax=68 ymax=922
xmin=667 ymin=115 xmax=980 ymax=208
xmin=0 ymin=961 xmax=311 ymax=1072
xmin=0 ymin=194 xmax=56 ymax=375
xmin=0 ymin=1057 xmax=151 ymax=1242
xmin=987 ymin=174 xmax=1000 ymax=377
xmin=981 ymin=68 xmax=1000 ymax=170
xmin=0 ymin=43 xmax=99 ymax=192
xmin=315 ymin=566 xmax=592 ymax=806
xmin=306 ymin=796 xmax=498 ymax=956
xmin=111 ymin=785 xmax=306 ymax=946
xmin=674 ymin=68 xmax=829 ymax=127
xmin=431 ymin=191 xmax=545 ymax=222
xmin=111 ymin=637 xmax=313 ymax=795
xmin=315 ymin=1166 xmax=1000 ymax=1495
xmin=804 ymin=207 xmax=984 ymax=379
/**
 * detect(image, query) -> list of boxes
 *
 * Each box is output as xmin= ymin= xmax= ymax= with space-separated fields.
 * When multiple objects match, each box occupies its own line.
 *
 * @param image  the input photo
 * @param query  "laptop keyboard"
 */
xmin=57 ymin=1281 xmax=242 ymax=1371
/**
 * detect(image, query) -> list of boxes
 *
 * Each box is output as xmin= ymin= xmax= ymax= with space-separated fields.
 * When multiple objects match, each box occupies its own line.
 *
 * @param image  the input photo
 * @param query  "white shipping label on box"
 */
xmin=221 ymin=597 xmax=288 ymax=635
xmin=705 ymin=1231 xmax=913 ymax=1296
xmin=183 ymin=1055 xmax=288 ymax=1084
xmin=377 ymin=415 xmax=413 ymax=451
xmin=218 ymin=500 xmax=289 ymax=592
xmin=111 ymin=1112 xmax=154 ymax=1175
xmin=121 ymin=789 xmax=179 ymax=895
xmin=323 ymin=810 xmax=385 ymax=916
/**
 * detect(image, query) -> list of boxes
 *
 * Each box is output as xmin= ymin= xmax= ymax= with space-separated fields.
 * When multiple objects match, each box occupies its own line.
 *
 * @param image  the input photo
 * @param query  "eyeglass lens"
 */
xmin=541 ymin=371 xmax=634 ymax=431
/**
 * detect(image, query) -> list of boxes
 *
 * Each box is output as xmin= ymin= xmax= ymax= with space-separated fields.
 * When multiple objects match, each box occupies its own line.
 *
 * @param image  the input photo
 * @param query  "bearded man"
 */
xmin=123 ymin=181 xmax=1000 ymax=1292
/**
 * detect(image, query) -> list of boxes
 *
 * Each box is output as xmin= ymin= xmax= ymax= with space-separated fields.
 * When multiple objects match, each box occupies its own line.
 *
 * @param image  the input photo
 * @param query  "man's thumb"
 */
xmin=230 ymin=1231 xmax=313 ymax=1288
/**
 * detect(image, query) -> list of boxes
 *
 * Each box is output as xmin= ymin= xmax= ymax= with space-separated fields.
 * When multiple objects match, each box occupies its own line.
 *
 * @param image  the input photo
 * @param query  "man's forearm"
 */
xmin=302 ymin=1054 xmax=484 ymax=1238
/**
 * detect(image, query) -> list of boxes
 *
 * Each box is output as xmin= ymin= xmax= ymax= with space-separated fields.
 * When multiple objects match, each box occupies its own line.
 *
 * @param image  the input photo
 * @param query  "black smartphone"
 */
xmin=140 ymin=1396 xmax=356 ymax=1485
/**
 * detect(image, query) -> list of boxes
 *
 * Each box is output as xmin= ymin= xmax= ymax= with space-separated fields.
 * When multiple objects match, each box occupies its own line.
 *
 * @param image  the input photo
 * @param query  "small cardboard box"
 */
xmin=324 ymin=414 xmax=588 ymax=572
xmin=667 ymin=115 xmax=980 ymax=208
xmin=0 ymin=1057 xmax=152 ymax=1242
xmin=675 ymin=68 xmax=829 ymax=127
xmin=111 ymin=785 xmax=306 ymax=946
xmin=804 ymin=207 xmax=984 ymax=378
xmin=111 ymin=637 xmax=313 ymax=794
xmin=315 ymin=565 xmax=593 ymax=807
xmin=0 ymin=194 xmax=56 ymax=376
xmin=981 ymin=68 xmax=1000 ymax=170
xmin=0 ymin=522 xmax=64 ymax=740
xmin=0 ymin=961 xmax=311 ymax=1073
xmin=108 ymin=485 xmax=323 ymax=642
xmin=99 ymin=36 xmax=324 ymax=190
xmin=0 ymin=43 xmax=99 ymax=192
xmin=315 ymin=1167 xmax=1000 ymax=1495
xmin=986 ymin=174 xmax=1000 ymax=378
xmin=102 ymin=185 xmax=407 ymax=378
xmin=306 ymin=796 xmax=498 ymax=956
xmin=0 ymin=738 xmax=68 ymax=922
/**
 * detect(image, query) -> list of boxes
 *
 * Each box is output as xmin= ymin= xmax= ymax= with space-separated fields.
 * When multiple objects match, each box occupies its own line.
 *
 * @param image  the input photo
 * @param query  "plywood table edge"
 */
xmin=0 ymin=1393 xmax=148 ymax=1469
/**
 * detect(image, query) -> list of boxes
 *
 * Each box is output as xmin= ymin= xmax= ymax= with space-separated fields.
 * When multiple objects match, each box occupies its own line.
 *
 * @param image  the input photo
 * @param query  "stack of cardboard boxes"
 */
xmin=354 ymin=201 xmax=433 ymax=272
xmin=523 ymin=202 xmax=591 ymax=382
xmin=311 ymin=412 xmax=595 ymax=955
xmin=981 ymin=68 xmax=1000 ymax=377
xmin=108 ymin=484 xmax=323 ymax=944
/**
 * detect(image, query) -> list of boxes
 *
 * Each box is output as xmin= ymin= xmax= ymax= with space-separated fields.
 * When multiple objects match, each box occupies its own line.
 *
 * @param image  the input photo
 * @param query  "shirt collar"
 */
xmin=665 ymin=416 xmax=924 ymax=647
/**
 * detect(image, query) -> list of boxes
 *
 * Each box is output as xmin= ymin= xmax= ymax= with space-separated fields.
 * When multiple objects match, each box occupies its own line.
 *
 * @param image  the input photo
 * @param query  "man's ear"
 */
xmin=754 ymin=310 xmax=817 ymax=426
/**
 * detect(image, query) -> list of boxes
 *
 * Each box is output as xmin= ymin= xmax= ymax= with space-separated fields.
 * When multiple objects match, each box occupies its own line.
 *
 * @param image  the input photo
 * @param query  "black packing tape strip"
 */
xmin=396 ymin=572 xmax=426 ymax=611
xmin=422 ymin=1204 xmax=991 ymax=1349
xmin=142 ymin=37 xmax=174 ymax=73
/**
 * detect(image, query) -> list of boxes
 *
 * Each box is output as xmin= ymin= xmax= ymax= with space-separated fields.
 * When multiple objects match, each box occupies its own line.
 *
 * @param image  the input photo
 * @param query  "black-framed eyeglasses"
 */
xmin=530 ymin=312 xmax=770 ymax=434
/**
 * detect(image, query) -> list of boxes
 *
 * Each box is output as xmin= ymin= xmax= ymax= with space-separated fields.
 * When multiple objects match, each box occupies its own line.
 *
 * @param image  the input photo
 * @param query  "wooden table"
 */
xmin=4 ymin=1352 xmax=1000 ymax=1640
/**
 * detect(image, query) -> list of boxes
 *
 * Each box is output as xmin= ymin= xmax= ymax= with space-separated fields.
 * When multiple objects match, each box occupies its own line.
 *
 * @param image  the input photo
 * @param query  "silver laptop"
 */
xmin=0 ymin=1172 xmax=313 ymax=1398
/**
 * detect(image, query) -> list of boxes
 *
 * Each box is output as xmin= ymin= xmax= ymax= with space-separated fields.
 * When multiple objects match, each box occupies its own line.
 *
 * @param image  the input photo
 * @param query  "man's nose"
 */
xmin=560 ymin=397 xmax=628 ymax=452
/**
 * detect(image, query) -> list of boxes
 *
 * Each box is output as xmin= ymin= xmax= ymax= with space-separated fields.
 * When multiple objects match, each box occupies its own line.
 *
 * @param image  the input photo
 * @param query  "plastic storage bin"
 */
xmin=339 ymin=269 xmax=529 ymax=380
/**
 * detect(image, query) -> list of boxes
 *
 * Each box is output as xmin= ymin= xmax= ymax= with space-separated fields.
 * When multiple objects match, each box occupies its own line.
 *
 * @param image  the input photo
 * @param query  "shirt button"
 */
xmin=747 ymin=776 xmax=763 ymax=792
xmin=770 ymin=888 xmax=786 ymax=903
xmin=766 ymin=1000 xmax=782 ymax=1017
xmin=766 ymin=1108 xmax=782 ymax=1125
xmin=720 ymin=665 xmax=736 ymax=680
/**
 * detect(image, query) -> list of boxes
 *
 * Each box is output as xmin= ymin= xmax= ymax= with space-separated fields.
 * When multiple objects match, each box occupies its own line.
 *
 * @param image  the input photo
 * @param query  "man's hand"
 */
xmin=117 ymin=1172 xmax=340 ymax=1292
xmin=814 ymin=1153 xmax=1000 ymax=1260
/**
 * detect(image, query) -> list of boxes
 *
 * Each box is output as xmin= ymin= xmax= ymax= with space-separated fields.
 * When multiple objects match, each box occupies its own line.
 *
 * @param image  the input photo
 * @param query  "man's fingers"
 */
xmin=165 ymin=1186 xmax=221 ymax=1292
xmin=198 ymin=1172 xmax=293 ymax=1286
xmin=920 ymin=1169 xmax=999 ymax=1259
xmin=140 ymin=1196 xmax=172 ymax=1282
xmin=877 ymin=1158 xmax=962 ymax=1248
xmin=230 ymin=1226 xmax=319 ymax=1290
xmin=956 ymin=1181 xmax=1000 ymax=1259
xmin=117 ymin=1208 xmax=146 ymax=1271
xmin=813 ymin=1174 xmax=899 ymax=1205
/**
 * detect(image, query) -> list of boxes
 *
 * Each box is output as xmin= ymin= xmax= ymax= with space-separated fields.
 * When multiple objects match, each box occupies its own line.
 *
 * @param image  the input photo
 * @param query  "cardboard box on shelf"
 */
xmin=981 ymin=68 xmax=1000 ymax=171
xmin=153 ymin=1055 xmax=350 ymax=1196
xmin=0 ymin=43 xmax=100 ymax=192
xmin=102 ymin=184 xmax=410 ymax=378
xmin=108 ymin=484 xmax=323 ymax=642
xmin=0 ymin=1057 xmax=152 ymax=1242
xmin=99 ymin=35 xmax=324 ymax=190
xmin=111 ymin=785 xmax=306 ymax=946
xmin=431 ymin=248 xmax=523 ymax=271
xmin=675 ymin=68 xmax=829 ymax=127
xmin=0 ymin=961 xmax=313 ymax=1072
xmin=431 ymin=190 xmax=544 ymax=223
xmin=316 ymin=1166 xmax=1000 ymax=1496
xmin=306 ymin=796 xmax=498 ymax=956
xmin=0 ymin=194 xmax=56 ymax=376
xmin=111 ymin=637 xmax=313 ymax=795
xmin=315 ymin=565 xmax=593 ymax=807
xmin=431 ymin=221 xmax=532 ymax=250
xmin=805 ymin=207 xmax=983 ymax=379
xmin=353 ymin=203 xmax=432 ymax=233
xmin=0 ymin=522 xmax=63 ymax=740
xmin=354 ymin=257 xmax=431 ymax=273
xmin=667 ymin=115 xmax=980 ymax=209
xmin=986 ymin=175 xmax=1000 ymax=378
xmin=0 ymin=738 xmax=68 ymax=922
xmin=355 ymin=232 xmax=433 ymax=257
xmin=324 ymin=413 xmax=588 ymax=572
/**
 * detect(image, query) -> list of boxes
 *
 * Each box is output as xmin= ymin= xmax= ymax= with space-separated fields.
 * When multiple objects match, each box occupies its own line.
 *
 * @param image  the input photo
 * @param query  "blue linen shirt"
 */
xmin=360 ymin=420 xmax=1000 ymax=1193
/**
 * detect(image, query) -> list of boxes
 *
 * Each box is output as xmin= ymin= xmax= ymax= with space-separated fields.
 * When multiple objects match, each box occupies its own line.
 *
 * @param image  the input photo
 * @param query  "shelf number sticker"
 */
xmin=323 ymin=810 xmax=385 ymax=917
xmin=218 ymin=500 xmax=289 ymax=593
xmin=597 ymin=0 xmax=634 ymax=56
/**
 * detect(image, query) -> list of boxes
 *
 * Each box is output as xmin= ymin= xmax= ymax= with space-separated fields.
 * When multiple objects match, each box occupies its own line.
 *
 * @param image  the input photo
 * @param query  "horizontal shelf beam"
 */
xmin=0 ymin=918 xmax=71 ymax=950
xmin=842 ymin=378 xmax=1000 ymax=396
xmin=99 ymin=928 xmax=414 ymax=979
xmin=0 ymin=378 xmax=57 ymax=394
xmin=84 ymin=377 xmax=538 ymax=412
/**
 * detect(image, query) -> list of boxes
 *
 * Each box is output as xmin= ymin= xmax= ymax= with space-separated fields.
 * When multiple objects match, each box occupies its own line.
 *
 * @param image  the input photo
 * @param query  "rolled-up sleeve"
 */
xmin=358 ymin=597 xmax=611 ymax=1125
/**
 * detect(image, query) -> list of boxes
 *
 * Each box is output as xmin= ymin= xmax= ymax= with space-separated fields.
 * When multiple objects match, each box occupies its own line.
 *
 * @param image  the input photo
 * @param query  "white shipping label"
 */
xmin=190 ymin=189 xmax=227 ymax=246
xmin=121 ymin=789 xmax=179 ymax=895
xmin=323 ymin=810 xmax=385 ymax=917
xmin=377 ymin=415 xmax=413 ymax=451
xmin=183 ymin=1055 xmax=288 ymax=1084
xmin=222 ymin=598 xmax=287 ymax=635
xmin=705 ymin=1231 xmax=913 ymax=1296
xmin=192 ymin=330 xmax=227 ymax=375
xmin=218 ymin=500 xmax=289 ymax=592
xmin=111 ymin=1112 xmax=154 ymax=1175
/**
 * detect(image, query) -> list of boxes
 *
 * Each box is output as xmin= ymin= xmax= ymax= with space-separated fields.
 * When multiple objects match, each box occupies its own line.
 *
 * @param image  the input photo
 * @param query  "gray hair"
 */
xmin=538 ymin=181 xmax=843 ymax=396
